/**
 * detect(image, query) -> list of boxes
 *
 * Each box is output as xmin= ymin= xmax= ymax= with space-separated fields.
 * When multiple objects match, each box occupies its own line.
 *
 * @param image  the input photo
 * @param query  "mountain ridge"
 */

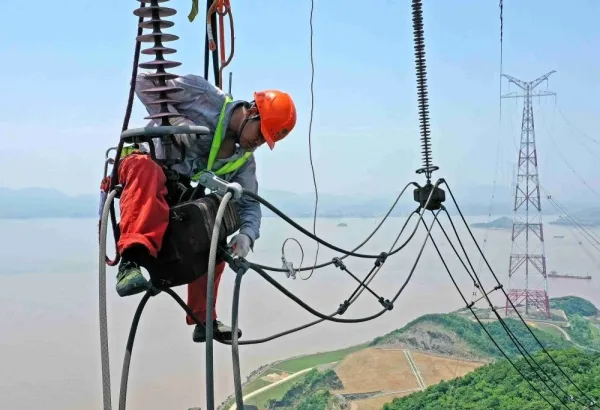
xmin=1 ymin=185 xmax=593 ymax=219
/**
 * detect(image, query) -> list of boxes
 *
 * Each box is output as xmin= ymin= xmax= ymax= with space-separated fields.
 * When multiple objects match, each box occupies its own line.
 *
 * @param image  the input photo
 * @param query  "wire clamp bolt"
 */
xmin=378 ymin=297 xmax=393 ymax=311
xmin=375 ymin=252 xmax=388 ymax=267
xmin=332 ymin=257 xmax=346 ymax=271
xmin=337 ymin=300 xmax=350 ymax=315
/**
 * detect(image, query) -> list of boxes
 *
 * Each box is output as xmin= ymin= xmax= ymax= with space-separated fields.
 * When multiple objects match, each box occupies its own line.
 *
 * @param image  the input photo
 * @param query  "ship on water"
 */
xmin=549 ymin=269 xmax=592 ymax=280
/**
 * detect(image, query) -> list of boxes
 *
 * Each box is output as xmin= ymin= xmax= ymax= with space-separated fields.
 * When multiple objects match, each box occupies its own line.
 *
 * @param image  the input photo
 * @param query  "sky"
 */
xmin=1 ymin=0 xmax=599 ymax=200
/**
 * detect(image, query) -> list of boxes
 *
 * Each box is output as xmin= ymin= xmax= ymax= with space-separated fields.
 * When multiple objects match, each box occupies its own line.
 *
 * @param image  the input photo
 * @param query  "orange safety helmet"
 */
xmin=253 ymin=90 xmax=297 ymax=150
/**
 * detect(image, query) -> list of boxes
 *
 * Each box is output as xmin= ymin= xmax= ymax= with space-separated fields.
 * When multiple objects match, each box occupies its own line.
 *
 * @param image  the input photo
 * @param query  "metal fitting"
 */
xmin=197 ymin=172 xmax=243 ymax=200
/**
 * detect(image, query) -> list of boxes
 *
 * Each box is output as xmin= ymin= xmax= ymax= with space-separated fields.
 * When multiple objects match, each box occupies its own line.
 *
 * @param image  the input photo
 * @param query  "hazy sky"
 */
xmin=1 ymin=0 xmax=599 ymax=198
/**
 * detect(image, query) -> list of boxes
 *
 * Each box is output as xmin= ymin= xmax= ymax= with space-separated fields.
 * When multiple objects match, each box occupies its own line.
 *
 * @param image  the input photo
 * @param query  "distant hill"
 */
xmin=1 ymin=185 xmax=595 ymax=219
xmin=0 ymin=188 xmax=97 ymax=219
xmin=0 ymin=186 xmax=490 ymax=219
xmin=369 ymin=311 xmax=572 ymax=361
xmin=550 ymin=296 xmax=598 ymax=317
xmin=550 ymin=206 xmax=600 ymax=227
xmin=470 ymin=216 xmax=513 ymax=230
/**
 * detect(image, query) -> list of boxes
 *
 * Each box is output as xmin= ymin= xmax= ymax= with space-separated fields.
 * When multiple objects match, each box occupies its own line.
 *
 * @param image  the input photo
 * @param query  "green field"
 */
xmin=242 ymin=377 xmax=272 ymax=395
xmin=271 ymin=344 xmax=366 ymax=373
xmin=533 ymin=323 xmax=567 ymax=340
xmin=222 ymin=343 xmax=366 ymax=409
xmin=245 ymin=377 xmax=301 ymax=409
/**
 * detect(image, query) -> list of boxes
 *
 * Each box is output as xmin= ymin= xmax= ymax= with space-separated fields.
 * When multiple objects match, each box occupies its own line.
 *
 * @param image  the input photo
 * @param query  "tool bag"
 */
xmin=143 ymin=193 xmax=241 ymax=288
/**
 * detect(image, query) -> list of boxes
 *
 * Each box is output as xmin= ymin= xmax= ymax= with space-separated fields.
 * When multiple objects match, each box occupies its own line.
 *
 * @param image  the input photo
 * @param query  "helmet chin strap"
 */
xmin=236 ymin=101 xmax=260 ymax=149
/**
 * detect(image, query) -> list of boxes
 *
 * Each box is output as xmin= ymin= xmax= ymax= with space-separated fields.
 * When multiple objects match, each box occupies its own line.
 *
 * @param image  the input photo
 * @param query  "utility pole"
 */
xmin=502 ymin=70 xmax=556 ymax=319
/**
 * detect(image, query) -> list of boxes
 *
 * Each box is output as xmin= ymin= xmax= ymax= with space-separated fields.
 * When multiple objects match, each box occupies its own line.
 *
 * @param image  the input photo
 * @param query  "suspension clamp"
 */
xmin=197 ymin=171 xmax=243 ymax=200
xmin=378 ymin=297 xmax=393 ymax=311
xmin=413 ymin=181 xmax=446 ymax=211
xmin=337 ymin=300 xmax=350 ymax=315
xmin=375 ymin=252 xmax=388 ymax=267
xmin=332 ymin=257 xmax=346 ymax=271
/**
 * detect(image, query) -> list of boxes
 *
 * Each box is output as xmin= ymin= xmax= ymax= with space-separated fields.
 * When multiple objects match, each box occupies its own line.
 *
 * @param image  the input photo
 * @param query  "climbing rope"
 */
xmin=205 ymin=190 xmax=234 ymax=410
xmin=99 ymin=189 xmax=119 ymax=410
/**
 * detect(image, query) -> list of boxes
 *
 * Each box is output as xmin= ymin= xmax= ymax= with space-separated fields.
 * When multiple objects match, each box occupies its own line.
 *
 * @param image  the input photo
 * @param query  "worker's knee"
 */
xmin=118 ymin=152 xmax=165 ymax=186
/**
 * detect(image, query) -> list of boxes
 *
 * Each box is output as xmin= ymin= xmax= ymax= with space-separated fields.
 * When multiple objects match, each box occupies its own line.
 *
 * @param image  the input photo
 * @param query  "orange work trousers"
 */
xmin=117 ymin=152 xmax=225 ymax=324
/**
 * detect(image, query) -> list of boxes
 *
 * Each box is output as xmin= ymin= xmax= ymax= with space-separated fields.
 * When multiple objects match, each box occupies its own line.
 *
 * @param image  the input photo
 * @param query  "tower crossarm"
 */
xmin=501 ymin=91 xmax=556 ymax=99
xmin=529 ymin=70 xmax=557 ymax=89
xmin=501 ymin=73 xmax=528 ymax=90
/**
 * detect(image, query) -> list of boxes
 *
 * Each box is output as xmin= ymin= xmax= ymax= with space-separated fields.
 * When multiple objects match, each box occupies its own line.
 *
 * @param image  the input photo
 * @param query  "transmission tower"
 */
xmin=501 ymin=71 xmax=556 ymax=319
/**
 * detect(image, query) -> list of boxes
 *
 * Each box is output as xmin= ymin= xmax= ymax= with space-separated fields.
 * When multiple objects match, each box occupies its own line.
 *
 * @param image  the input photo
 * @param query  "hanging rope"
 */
xmin=206 ymin=0 xmax=235 ymax=89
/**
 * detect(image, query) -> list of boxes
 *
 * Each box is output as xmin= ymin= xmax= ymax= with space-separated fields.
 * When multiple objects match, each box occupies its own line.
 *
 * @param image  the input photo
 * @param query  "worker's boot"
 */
xmin=116 ymin=245 xmax=151 ymax=297
xmin=116 ymin=260 xmax=150 ymax=297
xmin=192 ymin=320 xmax=243 ymax=343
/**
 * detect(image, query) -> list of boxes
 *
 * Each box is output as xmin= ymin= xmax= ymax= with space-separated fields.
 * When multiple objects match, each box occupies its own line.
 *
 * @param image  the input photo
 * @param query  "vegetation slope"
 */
xmin=264 ymin=369 xmax=348 ymax=410
xmin=382 ymin=349 xmax=600 ymax=410
xmin=369 ymin=312 xmax=573 ymax=360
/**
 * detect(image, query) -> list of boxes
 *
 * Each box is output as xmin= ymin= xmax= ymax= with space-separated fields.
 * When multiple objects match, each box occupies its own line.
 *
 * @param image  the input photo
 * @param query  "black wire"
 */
xmin=344 ymin=265 xmax=379 ymax=303
xmin=243 ymin=188 xmax=394 ymax=258
xmin=256 ymin=185 xmax=419 ymax=273
xmin=433 ymin=213 xmax=580 ymax=408
xmin=162 ymin=286 xmax=327 ymax=345
xmin=443 ymin=181 xmax=599 ymax=407
xmin=244 ymin=209 xmax=440 ymax=324
xmin=425 ymin=223 xmax=557 ymax=409
xmin=242 ymin=180 xmax=435 ymax=261
xmin=210 ymin=10 xmax=220 ymax=88
xmin=346 ymin=209 xmax=423 ymax=305
xmin=249 ymin=263 xmax=387 ymax=323
xmin=225 ymin=318 xmax=328 ymax=346
xmin=212 ymin=209 xmax=426 ymax=344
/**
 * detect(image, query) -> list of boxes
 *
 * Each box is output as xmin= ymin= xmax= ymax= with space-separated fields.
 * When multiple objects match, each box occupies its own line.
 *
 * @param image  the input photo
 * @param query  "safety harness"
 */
xmin=191 ymin=95 xmax=252 ymax=182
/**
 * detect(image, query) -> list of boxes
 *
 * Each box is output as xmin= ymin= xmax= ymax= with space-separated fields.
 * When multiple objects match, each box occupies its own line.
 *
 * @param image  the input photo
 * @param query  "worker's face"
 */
xmin=239 ymin=117 xmax=265 ymax=151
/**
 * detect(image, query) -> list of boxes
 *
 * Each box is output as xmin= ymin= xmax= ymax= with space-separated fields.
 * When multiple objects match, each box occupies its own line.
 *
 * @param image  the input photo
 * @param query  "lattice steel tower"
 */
xmin=502 ymin=71 xmax=556 ymax=319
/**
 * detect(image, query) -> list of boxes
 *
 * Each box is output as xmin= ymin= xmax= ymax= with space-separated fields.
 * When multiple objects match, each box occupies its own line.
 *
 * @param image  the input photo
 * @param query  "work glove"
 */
xmin=168 ymin=112 xmax=198 ymax=148
xmin=229 ymin=233 xmax=252 ymax=258
xmin=173 ymin=132 xmax=197 ymax=148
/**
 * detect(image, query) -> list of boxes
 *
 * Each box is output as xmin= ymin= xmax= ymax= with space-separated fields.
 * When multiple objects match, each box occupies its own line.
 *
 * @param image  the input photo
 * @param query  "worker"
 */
xmin=114 ymin=72 xmax=297 ymax=343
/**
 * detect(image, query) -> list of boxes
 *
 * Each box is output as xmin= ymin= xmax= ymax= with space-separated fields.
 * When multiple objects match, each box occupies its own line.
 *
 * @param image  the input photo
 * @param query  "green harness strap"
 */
xmin=191 ymin=96 xmax=251 ymax=182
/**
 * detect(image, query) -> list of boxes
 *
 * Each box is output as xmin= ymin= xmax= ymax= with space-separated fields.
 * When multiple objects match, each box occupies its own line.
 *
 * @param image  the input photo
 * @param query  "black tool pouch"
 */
xmin=143 ymin=194 xmax=241 ymax=288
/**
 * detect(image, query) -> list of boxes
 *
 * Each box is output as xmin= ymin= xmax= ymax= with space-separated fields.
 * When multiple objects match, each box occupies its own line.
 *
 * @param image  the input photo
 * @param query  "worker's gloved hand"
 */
xmin=173 ymin=133 xmax=197 ymax=148
xmin=229 ymin=233 xmax=251 ymax=258
xmin=169 ymin=116 xmax=198 ymax=148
